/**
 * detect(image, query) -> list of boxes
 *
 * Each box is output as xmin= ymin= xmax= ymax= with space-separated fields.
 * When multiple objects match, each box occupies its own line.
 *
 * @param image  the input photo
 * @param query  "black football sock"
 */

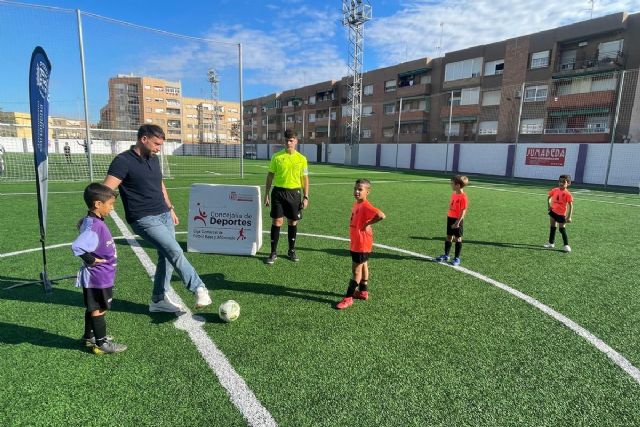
xmin=288 ymin=225 xmax=297 ymax=251
xmin=549 ymin=227 xmax=557 ymax=244
xmin=454 ymin=242 xmax=462 ymax=259
xmin=84 ymin=311 xmax=93 ymax=339
xmin=444 ymin=240 xmax=452 ymax=255
xmin=91 ymin=314 xmax=107 ymax=344
xmin=358 ymin=280 xmax=368 ymax=292
xmin=346 ymin=279 xmax=358 ymax=297
xmin=559 ymin=228 xmax=569 ymax=246
xmin=270 ymin=225 xmax=281 ymax=253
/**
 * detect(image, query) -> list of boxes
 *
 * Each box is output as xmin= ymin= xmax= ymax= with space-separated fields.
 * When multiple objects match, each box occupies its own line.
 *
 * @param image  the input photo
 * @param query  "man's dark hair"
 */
xmin=284 ymin=129 xmax=297 ymax=139
xmin=137 ymin=124 xmax=165 ymax=141
xmin=83 ymin=183 xmax=117 ymax=209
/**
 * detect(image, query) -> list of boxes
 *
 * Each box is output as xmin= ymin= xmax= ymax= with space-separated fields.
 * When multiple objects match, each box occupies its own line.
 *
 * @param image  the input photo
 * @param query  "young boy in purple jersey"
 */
xmin=72 ymin=183 xmax=127 ymax=354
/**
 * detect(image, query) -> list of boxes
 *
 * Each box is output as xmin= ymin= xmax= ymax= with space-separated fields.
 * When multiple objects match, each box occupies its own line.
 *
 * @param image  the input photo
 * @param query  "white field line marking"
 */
xmin=109 ymin=212 xmax=277 ymax=427
xmin=469 ymin=185 xmax=640 ymax=207
xmin=4 ymin=230 xmax=640 ymax=385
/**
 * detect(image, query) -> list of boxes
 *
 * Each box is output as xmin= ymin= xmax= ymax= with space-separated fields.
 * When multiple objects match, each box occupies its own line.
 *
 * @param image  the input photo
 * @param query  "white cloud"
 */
xmin=368 ymin=0 xmax=640 ymax=65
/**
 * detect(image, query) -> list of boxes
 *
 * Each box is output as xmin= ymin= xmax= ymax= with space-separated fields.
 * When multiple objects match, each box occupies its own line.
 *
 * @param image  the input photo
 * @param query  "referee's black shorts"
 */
xmin=270 ymin=187 xmax=303 ymax=221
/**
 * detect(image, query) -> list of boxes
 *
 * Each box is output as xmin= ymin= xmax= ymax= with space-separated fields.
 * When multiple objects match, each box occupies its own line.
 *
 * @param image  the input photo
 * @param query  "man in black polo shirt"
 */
xmin=104 ymin=125 xmax=212 ymax=312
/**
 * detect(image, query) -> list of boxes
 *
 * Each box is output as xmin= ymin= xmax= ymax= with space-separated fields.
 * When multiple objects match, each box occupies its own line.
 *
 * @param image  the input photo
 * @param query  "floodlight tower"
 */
xmin=342 ymin=0 xmax=371 ymax=164
xmin=208 ymin=68 xmax=221 ymax=143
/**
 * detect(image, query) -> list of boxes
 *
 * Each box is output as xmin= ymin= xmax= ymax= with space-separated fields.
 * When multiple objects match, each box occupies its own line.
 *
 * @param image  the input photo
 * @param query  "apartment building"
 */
xmin=0 ymin=111 xmax=86 ymax=139
xmin=99 ymin=75 xmax=240 ymax=143
xmin=243 ymin=11 xmax=640 ymax=145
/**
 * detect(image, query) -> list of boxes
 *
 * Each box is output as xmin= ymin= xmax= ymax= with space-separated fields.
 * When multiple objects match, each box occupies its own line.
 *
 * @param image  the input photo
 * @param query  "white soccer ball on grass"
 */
xmin=218 ymin=300 xmax=240 ymax=322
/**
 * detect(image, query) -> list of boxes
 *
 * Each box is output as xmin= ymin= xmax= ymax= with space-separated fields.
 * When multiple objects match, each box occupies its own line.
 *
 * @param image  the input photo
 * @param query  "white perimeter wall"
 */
xmin=458 ymin=144 xmax=509 ymax=176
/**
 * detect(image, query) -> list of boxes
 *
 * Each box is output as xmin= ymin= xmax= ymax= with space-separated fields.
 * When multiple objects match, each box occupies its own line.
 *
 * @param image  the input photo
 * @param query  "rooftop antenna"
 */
xmin=436 ymin=22 xmax=444 ymax=57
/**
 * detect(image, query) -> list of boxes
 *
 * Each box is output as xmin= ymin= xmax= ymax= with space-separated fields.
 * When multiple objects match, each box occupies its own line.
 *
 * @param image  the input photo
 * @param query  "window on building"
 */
xmin=144 ymin=85 xmax=151 ymax=90
xmin=559 ymin=49 xmax=577 ymax=70
xmin=308 ymin=95 xmax=316 ymax=105
xmin=420 ymin=74 xmax=431 ymax=84
xmin=166 ymin=99 xmax=180 ymax=107
xmin=401 ymin=98 xmax=428 ymax=111
xmin=484 ymin=59 xmax=505 ymax=76
xmin=154 ymin=108 xmax=164 ymax=113
xmin=145 ymin=118 xmax=153 ymax=123
xmin=384 ymin=79 xmax=397 ymax=92
xmin=153 ymin=86 xmax=163 ymax=92
xmin=165 ymin=86 xmax=180 ymax=95
xmin=478 ymin=121 xmax=498 ymax=135
xmin=444 ymin=57 xmax=483 ymax=82
xmin=586 ymin=116 xmax=610 ymax=132
xmin=461 ymin=87 xmax=480 ymax=105
xmin=530 ymin=50 xmax=550 ymax=69
xmin=364 ymin=84 xmax=373 ymax=96
xmin=382 ymin=127 xmax=395 ymax=137
xmin=482 ymin=90 xmax=501 ymax=106
xmin=524 ymin=85 xmax=548 ymax=102
xmin=383 ymin=103 xmax=395 ymax=114
xmin=167 ymin=120 xmax=181 ymax=128
xmin=361 ymin=128 xmax=372 ymax=138
xmin=145 ymin=107 xmax=152 ymax=113
xmin=308 ymin=113 xmax=316 ymax=123
xmin=166 ymin=108 xmax=181 ymax=115
xmin=598 ymin=40 xmax=623 ymax=61
xmin=520 ymin=118 xmax=544 ymax=134
xmin=399 ymin=122 xmax=425 ymax=134
xmin=445 ymin=122 xmax=460 ymax=136
xmin=591 ymin=75 xmax=617 ymax=91
xmin=362 ymin=105 xmax=373 ymax=116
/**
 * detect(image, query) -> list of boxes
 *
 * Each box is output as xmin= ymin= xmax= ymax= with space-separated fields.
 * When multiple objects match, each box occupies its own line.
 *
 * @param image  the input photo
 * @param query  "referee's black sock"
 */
xmin=444 ymin=240 xmax=452 ymax=255
xmin=91 ymin=314 xmax=107 ymax=344
xmin=288 ymin=224 xmax=297 ymax=251
xmin=549 ymin=226 xmax=557 ymax=244
xmin=346 ymin=279 xmax=358 ymax=297
xmin=270 ymin=225 xmax=280 ymax=253
xmin=83 ymin=311 xmax=93 ymax=339
xmin=358 ymin=280 xmax=368 ymax=292
xmin=559 ymin=227 xmax=569 ymax=246
xmin=454 ymin=242 xmax=462 ymax=259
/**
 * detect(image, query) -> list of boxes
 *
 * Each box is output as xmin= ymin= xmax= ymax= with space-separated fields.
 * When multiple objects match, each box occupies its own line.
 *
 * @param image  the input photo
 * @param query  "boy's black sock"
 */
xmin=549 ymin=226 xmax=557 ymax=244
xmin=454 ymin=242 xmax=462 ymax=259
xmin=359 ymin=280 xmax=368 ymax=292
xmin=346 ymin=279 xmax=358 ymax=297
xmin=83 ymin=311 xmax=93 ymax=339
xmin=91 ymin=314 xmax=107 ymax=344
xmin=270 ymin=225 xmax=280 ymax=253
xmin=444 ymin=240 xmax=452 ymax=255
xmin=559 ymin=227 xmax=569 ymax=246
xmin=287 ymin=224 xmax=297 ymax=251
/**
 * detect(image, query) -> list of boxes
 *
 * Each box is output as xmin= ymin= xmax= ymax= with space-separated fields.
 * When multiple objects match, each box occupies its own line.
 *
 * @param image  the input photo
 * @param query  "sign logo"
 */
xmin=36 ymin=61 xmax=50 ymax=99
xmin=229 ymin=191 xmax=254 ymax=202
xmin=525 ymin=147 xmax=566 ymax=167
xmin=193 ymin=203 xmax=208 ymax=225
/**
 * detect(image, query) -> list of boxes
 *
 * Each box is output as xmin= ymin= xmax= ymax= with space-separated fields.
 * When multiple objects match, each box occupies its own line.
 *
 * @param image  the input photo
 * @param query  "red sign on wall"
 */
xmin=525 ymin=147 xmax=566 ymax=166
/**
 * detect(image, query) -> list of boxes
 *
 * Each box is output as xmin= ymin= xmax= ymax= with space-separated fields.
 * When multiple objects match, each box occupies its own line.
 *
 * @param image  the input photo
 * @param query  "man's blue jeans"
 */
xmin=131 ymin=212 xmax=203 ymax=299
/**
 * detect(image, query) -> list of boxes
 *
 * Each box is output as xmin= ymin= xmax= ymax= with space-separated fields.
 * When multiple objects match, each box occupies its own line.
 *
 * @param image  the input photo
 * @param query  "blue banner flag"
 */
xmin=29 ymin=46 xmax=51 ymax=238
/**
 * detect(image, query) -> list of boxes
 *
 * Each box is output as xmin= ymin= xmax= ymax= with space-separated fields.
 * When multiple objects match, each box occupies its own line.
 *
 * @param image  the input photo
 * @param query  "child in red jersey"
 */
xmin=544 ymin=174 xmax=574 ymax=252
xmin=435 ymin=175 xmax=469 ymax=266
xmin=336 ymin=179 xmax=386 ymax=310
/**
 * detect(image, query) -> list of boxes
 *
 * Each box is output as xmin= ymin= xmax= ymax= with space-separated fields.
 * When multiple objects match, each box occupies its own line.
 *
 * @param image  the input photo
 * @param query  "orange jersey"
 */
xmin=447 ymin=192 xmax=468 ymax=219
xmin=349 ymin=200 xmax=381 ymax=253
xmin=548 ymin=188 xmax=573 ymax=215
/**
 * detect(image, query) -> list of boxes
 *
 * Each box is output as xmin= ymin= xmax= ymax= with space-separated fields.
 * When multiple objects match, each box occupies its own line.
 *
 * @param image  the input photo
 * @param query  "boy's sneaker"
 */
xmin=353 ymin=290 xmax=369 ymax=300
xmin=563 ymin=245 xmax=572 ymax=253
xmin=336 ymin=297 xmax=354 ymax=310
xmin=543 ymin=243 xmax=555 ymax=248
xmin=287 ymin=250 xmax=299 ymax=262
xmin=92 ymin=338 xmax=127 ymax=355
xmin=149 ymin=296 xmax=185 ymax=313
xmin=195 ymin=286 xmax=212 ymax=309
xmin=265 ymin=253 xmax=277 ymax=265
xmin=82 ymin=335 xmax=113 ymax=347
xmin=450 ymin=257 xmax=461 ymax=266
xmin=435 ymin=254 xmax=450 ymax=262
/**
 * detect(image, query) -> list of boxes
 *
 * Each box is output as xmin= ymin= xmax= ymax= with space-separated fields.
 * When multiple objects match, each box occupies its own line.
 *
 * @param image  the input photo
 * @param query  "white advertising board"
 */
xmin=187 ymin=184 xmax=262 ymax=255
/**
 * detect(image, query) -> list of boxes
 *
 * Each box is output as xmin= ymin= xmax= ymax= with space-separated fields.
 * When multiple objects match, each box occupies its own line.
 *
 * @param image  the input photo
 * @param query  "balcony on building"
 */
xmin=396 ymin=68 xmax=432 ymax=97
xmin=554 ymin=38 xmax=625 ymax=77
xmin=315 ymin=89 xmax=336 ymax=104
xmin=542 ymin=108 xmax=612 ymax=143
xmin=282 ymin=97 xmax=303 ymax=112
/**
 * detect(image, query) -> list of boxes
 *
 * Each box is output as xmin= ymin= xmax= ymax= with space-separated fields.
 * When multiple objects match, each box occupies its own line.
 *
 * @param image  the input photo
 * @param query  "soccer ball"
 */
xmin=218 ymin=300 xmax=240 ymax=322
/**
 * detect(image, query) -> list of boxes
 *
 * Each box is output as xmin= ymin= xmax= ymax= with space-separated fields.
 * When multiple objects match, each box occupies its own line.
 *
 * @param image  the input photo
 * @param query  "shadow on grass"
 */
xmin=409 ymin=236 xmax=555 ymax=251
xmin=0 ymin=321 xmax=85 ymax=351
xmin=295 ymin=246 xmax=414 ymax=261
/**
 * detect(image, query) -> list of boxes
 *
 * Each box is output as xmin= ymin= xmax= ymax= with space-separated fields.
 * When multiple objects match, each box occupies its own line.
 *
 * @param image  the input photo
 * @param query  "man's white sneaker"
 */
xmin=195 ymin=286 xmax=212 ymax=309
xmin=543 ymin=243 xmax=555 ymax=248
xmin=149 ymin=296 xmax=185 ymax=313
xmin=563 ymin=245 xmax=571 ymax=253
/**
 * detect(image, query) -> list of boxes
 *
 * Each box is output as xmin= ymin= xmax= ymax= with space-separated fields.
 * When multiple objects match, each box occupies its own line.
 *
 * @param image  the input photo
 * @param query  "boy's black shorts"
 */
xmin=446 ymin=216 xmax=464 ymax=237
xmin=548 ymin=210 xmax=567 ymax=223
xmin=270 ymin=187 xmax=303 ymax=221
xmin=83 ymin=287 xmax=113 ymax=312
xmin=350 ymin=251 xmax=370 ymax=264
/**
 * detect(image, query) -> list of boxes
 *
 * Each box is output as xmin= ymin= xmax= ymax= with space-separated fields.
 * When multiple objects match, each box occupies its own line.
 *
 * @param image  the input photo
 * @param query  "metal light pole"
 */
xmin=395 ymin=97 xmax=403 ymax=169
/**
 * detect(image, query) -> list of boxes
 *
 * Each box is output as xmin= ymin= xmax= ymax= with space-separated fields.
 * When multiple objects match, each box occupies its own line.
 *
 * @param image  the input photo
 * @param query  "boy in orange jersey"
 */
xmin=544 ymin=174 xmax=574 ymax=252
xmin=336 ymin=179 xmax=386 ymax=310
xmin=435 ymin=175 xmax=469 ymax=266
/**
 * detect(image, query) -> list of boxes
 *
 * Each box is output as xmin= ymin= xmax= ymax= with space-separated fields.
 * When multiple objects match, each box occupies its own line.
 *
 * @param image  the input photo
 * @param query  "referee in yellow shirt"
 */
xmin=264 ymin=129 xmax=309 ymax=264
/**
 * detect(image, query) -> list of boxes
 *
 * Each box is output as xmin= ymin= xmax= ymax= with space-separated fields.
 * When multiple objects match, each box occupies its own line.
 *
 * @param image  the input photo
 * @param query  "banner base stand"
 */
xmin=3 ymin=272 xmax=76 ymax=292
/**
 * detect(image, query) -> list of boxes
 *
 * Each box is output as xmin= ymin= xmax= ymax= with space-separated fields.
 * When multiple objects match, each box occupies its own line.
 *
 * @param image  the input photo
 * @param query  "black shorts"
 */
xmin=548 ymin=210 xmax=567 ymax=224
xmin=350 ymin=251 xmax=370 ymax=264
xmin=83 ymin=287 xmax=113 ymax=312
xmin=270 ymin=187 xmax=303 ymax=221
xmin=446 ymin=216 xmax=464 ymax=237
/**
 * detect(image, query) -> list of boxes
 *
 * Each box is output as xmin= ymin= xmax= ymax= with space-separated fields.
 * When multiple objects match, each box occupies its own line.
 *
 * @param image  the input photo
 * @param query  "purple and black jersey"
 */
xmin=71 ymin=214 xmax=117 ymax=289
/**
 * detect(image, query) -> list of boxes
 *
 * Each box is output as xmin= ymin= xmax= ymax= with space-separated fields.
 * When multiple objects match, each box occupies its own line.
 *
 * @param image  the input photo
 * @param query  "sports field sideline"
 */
xmin=1 ymin=161 xmax=639 ymax=426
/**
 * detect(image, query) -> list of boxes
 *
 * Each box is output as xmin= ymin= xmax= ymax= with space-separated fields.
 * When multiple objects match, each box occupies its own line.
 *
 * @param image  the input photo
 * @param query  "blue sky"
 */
xmin=1 ymin=0 xmax=639 ymax=122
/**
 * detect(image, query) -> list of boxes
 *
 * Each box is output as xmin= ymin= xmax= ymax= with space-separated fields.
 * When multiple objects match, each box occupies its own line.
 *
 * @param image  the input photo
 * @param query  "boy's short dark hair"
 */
xmin=284 ymin=129 xmax=297 ymax=139
xmin=137 ymin=124 xmax=165 ymax=141
xmin=355 ymin=178 xmax=371 ymax=188
xmin=559 ymin=174 xmax=571 ymax=183
xmin=84 ymin=183 xmax=117 ymax=209
xmin=452 ymin=175 xmax=469 ymax=188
